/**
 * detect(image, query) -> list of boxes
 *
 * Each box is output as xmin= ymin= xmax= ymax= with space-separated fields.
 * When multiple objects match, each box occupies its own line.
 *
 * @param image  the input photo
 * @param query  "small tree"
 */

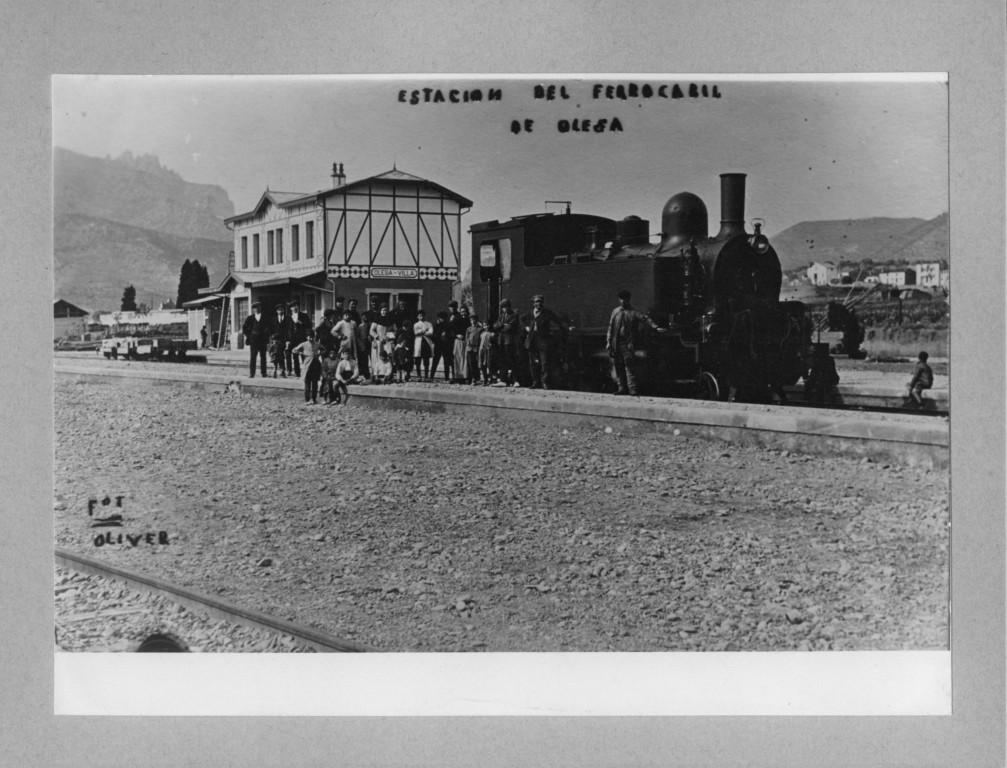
xmin=121 ymin=285 xmax=137 ymax=312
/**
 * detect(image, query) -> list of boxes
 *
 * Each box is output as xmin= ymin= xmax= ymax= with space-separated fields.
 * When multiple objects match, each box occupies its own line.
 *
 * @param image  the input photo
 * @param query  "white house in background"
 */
xmin=806 ymin=262 xmax=839 ymax=286
xmin=96 ymin=309 xmax=188 ymax=327
xmin=878 ymin=269 xmax=917 ymax=287
xmin=914 ymin=262 xmax=943 ymax=288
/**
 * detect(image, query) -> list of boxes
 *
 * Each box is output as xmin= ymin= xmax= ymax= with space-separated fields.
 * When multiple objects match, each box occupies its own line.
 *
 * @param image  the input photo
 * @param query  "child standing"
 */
xmin=268 ymin=333 xmax=283 ymax=378
xmin=319 ymin=350 xmax=340 ymax=404
xmin=393 ymin=331 xmax=413 ymax=383
xmin=907 ymin=350 xmax=933 ymax=408
xmin=371 ymin=337 xmax=394 ymax=385
xmin=291 ymin=331 xmax=321 ymax=405
xmin=479 ymin=321 xmax=496 ymax=385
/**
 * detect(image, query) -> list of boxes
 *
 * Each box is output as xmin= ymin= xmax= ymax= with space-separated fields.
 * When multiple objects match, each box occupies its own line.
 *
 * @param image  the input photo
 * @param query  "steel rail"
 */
xmin=55 ymin=547 xmax=373 ymax=653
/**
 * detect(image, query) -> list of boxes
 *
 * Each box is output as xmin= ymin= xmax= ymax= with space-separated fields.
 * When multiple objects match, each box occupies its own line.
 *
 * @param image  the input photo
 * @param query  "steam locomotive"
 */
xmin=471 ymin=173 xmax=811 ymax=399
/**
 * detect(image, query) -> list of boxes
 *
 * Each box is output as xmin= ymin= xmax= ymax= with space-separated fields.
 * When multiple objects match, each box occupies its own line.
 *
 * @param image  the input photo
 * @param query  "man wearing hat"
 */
xmin=605 ymin=289 xmax=668 ymax=395
xmin=492 ymin=298 xmax=521 ymax=386
xmin=284 ymin=301 xmax=311 ymax=377
xmin=242 ymin=301 xmax=271 ymax=378
xmin=524 ymin=294 xmax=567 ymax=390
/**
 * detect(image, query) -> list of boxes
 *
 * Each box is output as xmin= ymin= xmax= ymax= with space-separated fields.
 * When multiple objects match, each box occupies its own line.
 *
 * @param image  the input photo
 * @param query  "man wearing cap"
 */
xmin=606 ymin=289 xmax=668 ymax=396
xmin=284 ymin=301 xmax=311 ymax=377
xmin=493 ymin=298 xmax=521 ymax=386
xmin=242 ymin=301 xmax=271 ymax=378
xmin=524 ymin=294 xmax=567 ymax=390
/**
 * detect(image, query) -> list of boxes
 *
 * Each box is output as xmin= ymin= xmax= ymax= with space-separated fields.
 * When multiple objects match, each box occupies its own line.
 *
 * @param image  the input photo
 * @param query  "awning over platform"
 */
xmin=182 ymin=294 xmax=225 ymax=308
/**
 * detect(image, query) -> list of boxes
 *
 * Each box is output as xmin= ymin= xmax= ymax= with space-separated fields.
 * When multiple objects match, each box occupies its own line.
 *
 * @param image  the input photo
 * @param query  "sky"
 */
xmin=52 ymin=74 xmax=949 ymax=240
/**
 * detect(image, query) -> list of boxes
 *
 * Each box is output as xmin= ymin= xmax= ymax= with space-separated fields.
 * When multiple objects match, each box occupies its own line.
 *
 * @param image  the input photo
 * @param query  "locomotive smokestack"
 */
xmin=716 ymin=172 xmax=747 ymax=239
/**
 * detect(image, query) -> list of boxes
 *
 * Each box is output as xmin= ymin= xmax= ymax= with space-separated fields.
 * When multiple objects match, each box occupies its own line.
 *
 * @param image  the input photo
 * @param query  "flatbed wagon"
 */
xmin=100 ymin=336 xmax=198 ymax=361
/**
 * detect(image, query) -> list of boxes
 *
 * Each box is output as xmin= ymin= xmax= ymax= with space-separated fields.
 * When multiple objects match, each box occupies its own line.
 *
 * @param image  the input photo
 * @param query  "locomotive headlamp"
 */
xmin=749 ymin=219 xmax=770 ymax=254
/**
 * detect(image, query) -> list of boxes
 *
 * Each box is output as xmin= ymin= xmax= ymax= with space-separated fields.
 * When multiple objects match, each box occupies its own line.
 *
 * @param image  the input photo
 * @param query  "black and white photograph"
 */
xmin=4 ymin=0 xmax=1003 ymax=765
xmin=51 ymin=73 xmax=952 ymax=713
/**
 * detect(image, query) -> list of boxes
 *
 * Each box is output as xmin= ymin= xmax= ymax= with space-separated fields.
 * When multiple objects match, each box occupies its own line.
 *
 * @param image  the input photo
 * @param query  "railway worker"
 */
xmin=413 ymin=308 xmax=434 ymax=379
xmin=525 ymin=294 xmax=567 ymax=390
xmin=804 ymin=343 xmax=840 ymax=406
xmin=242 ymin=301 xmax=271 ymax=378
xmin=285 ymin=301 xmax=311 ymax=378
xmin=493 ymin=298 xmax=521 ymax=387
xmin=449 ymin=302 xmax=471 ymax=383
xmin=605 ymin=289 xmax=668 ymax=396
xmin=199 ymin=327 xmax=208 ymax=349
xmin=907 ymin=350 xmax=933 ymax=408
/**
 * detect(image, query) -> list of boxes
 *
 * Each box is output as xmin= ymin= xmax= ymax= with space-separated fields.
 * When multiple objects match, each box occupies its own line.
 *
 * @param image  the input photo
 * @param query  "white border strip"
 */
xmin=55 ymin=651 xmax=951 ymax=716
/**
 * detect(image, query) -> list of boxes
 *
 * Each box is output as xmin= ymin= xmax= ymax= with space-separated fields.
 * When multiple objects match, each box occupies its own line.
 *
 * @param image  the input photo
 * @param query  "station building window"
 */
xmin=291 ymin=224 xmax=299 ymax=261
xmin=267 ymin=230 xmax=275 ymax=265
xmin=276 ymin=228 xmax=283 ymax=264
xmin=253 ymin=234 xmax=260 ymax=267
xmin=241 ymin=236 xmax=248 ymax=269
xmin=306 ymin=221 xmax=314 ymax=259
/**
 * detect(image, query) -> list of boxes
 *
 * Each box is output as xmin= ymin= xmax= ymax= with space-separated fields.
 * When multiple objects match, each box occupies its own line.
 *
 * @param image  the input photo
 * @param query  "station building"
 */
xmin=199 ymin=163 xmax=472 ymax=350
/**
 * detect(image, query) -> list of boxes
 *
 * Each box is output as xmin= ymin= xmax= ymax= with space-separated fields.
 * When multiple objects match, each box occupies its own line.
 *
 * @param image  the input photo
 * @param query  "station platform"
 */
xmin=54 ymin=359 xmax=949 ymax=470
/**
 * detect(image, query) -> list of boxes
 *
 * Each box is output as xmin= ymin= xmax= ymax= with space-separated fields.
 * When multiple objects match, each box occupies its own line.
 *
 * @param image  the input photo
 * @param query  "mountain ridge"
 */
xmin=54 ymin=148 xmax=234 ymax=311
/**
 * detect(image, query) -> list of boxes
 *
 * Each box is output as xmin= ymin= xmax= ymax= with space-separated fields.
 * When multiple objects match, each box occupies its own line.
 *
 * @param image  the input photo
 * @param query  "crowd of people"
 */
xmin=242 ymin=292 xmax=608 ymax=405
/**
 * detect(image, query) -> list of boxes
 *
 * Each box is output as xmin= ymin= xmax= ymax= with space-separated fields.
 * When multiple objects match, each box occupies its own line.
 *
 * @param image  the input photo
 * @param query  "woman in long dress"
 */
xmin=369 ymin=305 xmax=396 ymax=376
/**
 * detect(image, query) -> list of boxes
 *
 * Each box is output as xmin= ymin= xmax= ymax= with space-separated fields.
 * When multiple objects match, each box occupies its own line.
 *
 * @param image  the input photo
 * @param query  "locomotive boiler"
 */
xmin=471 ymin=173 xmax=811 ymax=399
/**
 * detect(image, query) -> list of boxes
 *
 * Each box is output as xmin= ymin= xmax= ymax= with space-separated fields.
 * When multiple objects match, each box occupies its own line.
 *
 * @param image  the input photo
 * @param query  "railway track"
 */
xmin=55 ymin=547 xmax=373 ymax=653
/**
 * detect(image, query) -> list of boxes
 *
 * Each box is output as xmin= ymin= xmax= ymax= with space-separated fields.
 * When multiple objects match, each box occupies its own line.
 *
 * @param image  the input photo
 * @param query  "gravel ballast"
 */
xmin=54 ymin=377 xmax=949 ymax=652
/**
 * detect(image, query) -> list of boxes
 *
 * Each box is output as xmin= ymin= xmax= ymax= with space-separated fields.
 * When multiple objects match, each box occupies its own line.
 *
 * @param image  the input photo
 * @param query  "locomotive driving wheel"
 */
xmin=696 ymin=371 xmax=723 ymax=401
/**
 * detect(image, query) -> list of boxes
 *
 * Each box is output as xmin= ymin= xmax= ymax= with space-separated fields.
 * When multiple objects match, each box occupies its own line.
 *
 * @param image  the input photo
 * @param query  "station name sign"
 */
xmin=327 ymin=266 xmax=419 ymax=279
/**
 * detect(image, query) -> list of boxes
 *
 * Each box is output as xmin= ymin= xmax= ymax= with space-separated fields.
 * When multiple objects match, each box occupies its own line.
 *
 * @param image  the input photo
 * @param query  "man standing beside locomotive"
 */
xmin=493 ymin=298 xmax=521 ymax=387
xmin=242 ymin=301 xmax=271 ymax=378
xmin=606 ymin=289 xmax=668 ymax=396
xmin=525 ymin=294 xmax=568 ymax=390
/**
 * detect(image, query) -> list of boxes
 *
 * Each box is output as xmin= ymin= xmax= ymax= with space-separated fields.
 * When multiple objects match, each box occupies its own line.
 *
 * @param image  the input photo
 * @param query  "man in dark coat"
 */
xmin=272 ymin=304 xmax=289 ymax=377
xmin=315 ymin=309 xmax=338 ymax=356
xmin=605 ymin=289 xmax=667 ymax=395
xmin=346 ymin=298 xmax=362 ymax=324
xmin=493 ymin=298 xmax=521 ymax=387
xmin=390 ymin=300 xmax=414 ymax=343
xmin=242 ymin=301 xmax=271 ymax=378
xmin=284 ymin=301 xmax=311 ymax=377
xmin=524 ymin=294 xmax=567 ymax=390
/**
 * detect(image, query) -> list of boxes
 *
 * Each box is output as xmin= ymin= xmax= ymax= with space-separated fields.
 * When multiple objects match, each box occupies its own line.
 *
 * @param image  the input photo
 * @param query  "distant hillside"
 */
xmin=771 ymin=213 xmax=949 ymax=272
xmin=53 ymin=148 xmax=234 ymax=311
xmin=55 ymin=214 xmax=232 ymax=312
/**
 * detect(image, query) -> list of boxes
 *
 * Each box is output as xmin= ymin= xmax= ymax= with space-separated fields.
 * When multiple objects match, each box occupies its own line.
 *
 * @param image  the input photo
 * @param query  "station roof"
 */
xmin=225 ymin=168 xmax=473 ymax=226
